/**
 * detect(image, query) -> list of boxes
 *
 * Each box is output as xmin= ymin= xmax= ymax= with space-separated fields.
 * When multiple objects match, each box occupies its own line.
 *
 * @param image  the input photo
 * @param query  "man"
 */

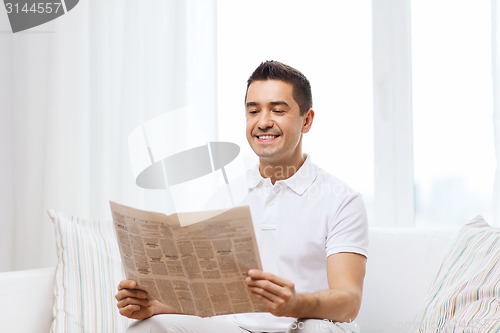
xmin=116 ymin=60 xmax=369 ymax=333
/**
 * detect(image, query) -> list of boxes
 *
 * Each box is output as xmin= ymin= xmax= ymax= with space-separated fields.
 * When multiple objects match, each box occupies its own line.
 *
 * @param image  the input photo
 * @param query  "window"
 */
xmin=216 ymin=0 xmax=375 ymax=222
xmin=216 ymin=0 xmax=497 ymax=227
xmin=412 ymin=0 xmax=495 ymax=226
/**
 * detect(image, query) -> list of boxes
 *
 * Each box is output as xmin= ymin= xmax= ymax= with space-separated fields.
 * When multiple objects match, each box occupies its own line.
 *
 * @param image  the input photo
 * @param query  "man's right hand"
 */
xmin=115 ymin=280 xmax=182 ymax=320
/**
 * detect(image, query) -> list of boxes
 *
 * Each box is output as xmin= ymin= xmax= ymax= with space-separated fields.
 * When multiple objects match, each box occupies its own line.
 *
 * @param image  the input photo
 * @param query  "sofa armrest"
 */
xmin=357 ymin=227 xmax=458 ymax=333
xmin=0 ymin=267 xmax=55 ymax=333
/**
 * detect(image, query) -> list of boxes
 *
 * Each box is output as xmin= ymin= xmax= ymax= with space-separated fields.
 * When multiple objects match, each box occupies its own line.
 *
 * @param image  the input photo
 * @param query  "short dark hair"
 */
xmin=246 ymin=60 xmax=313 ymax=116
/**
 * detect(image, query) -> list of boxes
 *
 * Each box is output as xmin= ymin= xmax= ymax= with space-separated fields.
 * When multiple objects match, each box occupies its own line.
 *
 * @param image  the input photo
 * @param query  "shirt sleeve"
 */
xmin=325 ymin=193 xmax=369 ymax=258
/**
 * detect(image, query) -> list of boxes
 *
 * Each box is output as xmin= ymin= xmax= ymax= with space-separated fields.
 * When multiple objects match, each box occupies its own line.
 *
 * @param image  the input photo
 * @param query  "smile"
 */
xmin=257 ymin=135 xmax=279 ymax=140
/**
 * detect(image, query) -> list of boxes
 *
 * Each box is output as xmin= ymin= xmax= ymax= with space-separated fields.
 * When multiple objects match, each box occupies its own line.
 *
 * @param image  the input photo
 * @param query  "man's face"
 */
xmin=245 ymin=79 xmax=313 ymax=166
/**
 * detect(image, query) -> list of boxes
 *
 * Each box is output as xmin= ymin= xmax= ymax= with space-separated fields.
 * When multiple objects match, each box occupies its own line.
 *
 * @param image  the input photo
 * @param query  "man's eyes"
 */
xmin=247 ymin=109 xmax=285 ymax=114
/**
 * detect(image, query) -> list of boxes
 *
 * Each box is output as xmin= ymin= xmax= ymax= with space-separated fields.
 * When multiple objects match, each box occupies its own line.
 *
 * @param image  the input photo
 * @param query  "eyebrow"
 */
xmin=245 ymin=100 xmax=290 ymax=108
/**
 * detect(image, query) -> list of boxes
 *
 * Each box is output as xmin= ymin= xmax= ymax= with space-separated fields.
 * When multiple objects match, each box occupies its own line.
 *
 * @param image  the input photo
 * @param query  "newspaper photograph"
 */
xmin=110 ymin=201 xmax=265 ymax=317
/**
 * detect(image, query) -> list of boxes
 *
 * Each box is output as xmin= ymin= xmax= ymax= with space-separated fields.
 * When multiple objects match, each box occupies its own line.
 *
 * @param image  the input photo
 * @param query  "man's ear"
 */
xmin=302 ymin=109 xmax=315 ymax=133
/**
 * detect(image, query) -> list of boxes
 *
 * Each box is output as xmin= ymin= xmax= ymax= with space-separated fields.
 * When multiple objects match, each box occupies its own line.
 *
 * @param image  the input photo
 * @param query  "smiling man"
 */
xmin=116 ymin=61 xmax=369 ymax=333
xmin=245 ymin=78 xmax=310 ymax=179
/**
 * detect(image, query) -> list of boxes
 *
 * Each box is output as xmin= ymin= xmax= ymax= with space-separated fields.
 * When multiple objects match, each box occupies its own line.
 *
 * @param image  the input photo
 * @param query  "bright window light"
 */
xmin=216 ymin=0 xmax=374 ymax=221
xmin=412 ymin=0 xmax=495 ymax=226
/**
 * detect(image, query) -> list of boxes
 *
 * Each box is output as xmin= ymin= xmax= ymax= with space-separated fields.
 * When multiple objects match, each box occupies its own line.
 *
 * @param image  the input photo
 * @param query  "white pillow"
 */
xmin=415 ymin=216 xmax=499 ymax=332
xmin=48 ymin=210 xmax=132 ymax=333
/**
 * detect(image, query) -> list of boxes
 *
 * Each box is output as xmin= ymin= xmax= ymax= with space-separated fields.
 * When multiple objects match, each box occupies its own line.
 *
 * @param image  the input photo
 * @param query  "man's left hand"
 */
xmin=245 ymin=269 xmax=304 ymax=318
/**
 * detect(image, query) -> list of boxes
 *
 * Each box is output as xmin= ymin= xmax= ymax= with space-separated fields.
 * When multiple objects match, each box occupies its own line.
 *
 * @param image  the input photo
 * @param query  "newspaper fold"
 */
xmin=110 ymin=201 xmax=265 ymax=317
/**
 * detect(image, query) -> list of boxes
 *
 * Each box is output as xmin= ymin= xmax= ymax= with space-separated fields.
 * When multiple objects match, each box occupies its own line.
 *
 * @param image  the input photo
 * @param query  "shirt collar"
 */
xmin=246 ymin=155 xmax=318 ymax=195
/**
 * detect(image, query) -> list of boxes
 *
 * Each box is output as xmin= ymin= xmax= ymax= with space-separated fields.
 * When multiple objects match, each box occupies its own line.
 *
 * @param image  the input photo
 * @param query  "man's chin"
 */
xmin=255 ymin=154 xmax=283 ymax=165
xmin=251 ymin=147 xmax=277 ymax=159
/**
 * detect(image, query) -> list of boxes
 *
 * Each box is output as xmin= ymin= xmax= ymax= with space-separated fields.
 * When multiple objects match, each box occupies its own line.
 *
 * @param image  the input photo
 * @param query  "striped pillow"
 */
xmin=48 ymin=210 xmax=132 ymax=333
xmin=415 ymin=216 xmax=499 ymax=332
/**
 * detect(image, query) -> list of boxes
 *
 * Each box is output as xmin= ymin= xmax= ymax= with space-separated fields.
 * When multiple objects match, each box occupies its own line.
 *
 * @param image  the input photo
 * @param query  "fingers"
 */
xmin=115 ymin=287 xmax=149 ymax=301
xmin=245 ymin=270 xmax=300 ymax=317
xmin=116 ymin=280 xmax=149 ymax=300
xmin=247 ymin=269 xmax=292 ymax=287
xmin=115 ymin=279 xmax=152 ymax=319
xmin=246 ymin=270 xmax=295 ymax=295
xmin=118 ymin=279 xmax=140 ymax=291
xmin=117 ymin=294 xmax=150 ymax=317
xmin=116 ymin=290 xmax=151 ymax=306
xmin=247 ymin=284 xmax=283 ymax=305
xmin=118 ymin=303 xmax=142 ymax=318
xmin=246 ymin=278 xmax=295 ymax=303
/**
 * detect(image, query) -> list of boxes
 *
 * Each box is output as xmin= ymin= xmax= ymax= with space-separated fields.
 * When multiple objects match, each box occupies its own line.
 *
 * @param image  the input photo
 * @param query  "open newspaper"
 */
xmin=110 ymin=201 xmax=265 ymax=317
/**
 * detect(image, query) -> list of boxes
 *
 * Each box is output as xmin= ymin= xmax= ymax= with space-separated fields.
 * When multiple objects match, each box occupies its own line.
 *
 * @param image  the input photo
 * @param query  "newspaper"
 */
xmin=110 ymin=200 xmax=265 ymax=317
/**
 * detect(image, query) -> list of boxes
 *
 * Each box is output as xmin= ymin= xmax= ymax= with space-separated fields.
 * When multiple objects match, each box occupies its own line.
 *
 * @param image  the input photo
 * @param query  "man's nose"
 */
xmin=257 ymin=111 xmax=273 ymax=129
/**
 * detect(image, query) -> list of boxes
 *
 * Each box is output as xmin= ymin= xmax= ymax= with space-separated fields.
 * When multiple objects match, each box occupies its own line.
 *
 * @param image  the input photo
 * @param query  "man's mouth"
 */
xmin=257 ymin=135 xmax=279 ymax=141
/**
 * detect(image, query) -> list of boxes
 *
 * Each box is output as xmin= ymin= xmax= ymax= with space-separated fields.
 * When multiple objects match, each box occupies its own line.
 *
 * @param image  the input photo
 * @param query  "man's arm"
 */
xmin=115 ymin=280 xmax=184 ymax=319
xmin=245 ymin=252 xmax=366 ymax=322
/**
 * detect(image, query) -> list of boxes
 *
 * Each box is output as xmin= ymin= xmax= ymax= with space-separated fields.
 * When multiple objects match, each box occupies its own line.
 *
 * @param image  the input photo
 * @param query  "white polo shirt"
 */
xmin=216 ymin=155 xmax=369 ymax=332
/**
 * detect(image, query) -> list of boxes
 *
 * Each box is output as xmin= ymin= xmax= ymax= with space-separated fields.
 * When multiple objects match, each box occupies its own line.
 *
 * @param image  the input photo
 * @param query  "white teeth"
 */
xmin=259 ymin=135 xmax=277 ymax=140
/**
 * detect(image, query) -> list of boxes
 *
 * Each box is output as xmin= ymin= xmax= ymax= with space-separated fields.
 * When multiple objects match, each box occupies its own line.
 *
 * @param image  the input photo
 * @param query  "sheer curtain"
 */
xmin=0 ymin=0 xmax=217 ymax=272
xmin=494 ymin=0 xmax=500 ymax=225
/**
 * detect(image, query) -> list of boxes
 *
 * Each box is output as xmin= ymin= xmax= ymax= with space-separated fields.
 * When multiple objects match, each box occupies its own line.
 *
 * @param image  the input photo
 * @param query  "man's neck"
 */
xmin=259 ymin=154 xmax=306 ymax=184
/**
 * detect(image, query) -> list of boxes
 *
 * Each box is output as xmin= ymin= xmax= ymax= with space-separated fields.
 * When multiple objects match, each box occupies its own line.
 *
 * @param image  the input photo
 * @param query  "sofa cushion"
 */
xmin=48 ymin=210 xmax=132 ymax=333
xmin=357 ymin=226 xmax=457 ymax=333
xmin=415 ymin=216 xmax=499 ymax=332
xmin=0 ymin=267 xmax=55 ymax=333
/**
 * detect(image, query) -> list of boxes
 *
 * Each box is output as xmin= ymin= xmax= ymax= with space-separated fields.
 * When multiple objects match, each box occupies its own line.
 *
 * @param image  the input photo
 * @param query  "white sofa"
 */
xmin=0 ymin=227 xmax=459 ymax=333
